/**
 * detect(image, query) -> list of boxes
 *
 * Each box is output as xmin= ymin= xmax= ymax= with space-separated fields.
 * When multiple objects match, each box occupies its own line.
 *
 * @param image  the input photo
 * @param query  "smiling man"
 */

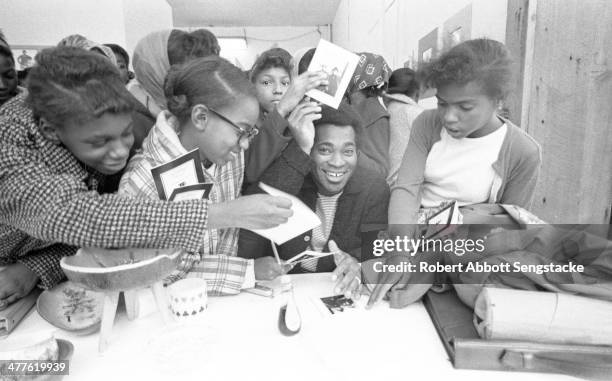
xmin=238 ymin=101 xmax=390 ymax=298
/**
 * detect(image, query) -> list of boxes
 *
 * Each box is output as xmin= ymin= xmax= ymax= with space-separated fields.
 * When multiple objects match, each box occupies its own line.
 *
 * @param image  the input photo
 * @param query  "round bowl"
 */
xmin=0 ymin=335 xmax=74 ymax=381
xmin=0 ymin=332 xmax=59 ymax=361
xmin=60 ymin=248 xmax=181 ymax=292
xmin=37 ymin=281 xmax=104 ymax=335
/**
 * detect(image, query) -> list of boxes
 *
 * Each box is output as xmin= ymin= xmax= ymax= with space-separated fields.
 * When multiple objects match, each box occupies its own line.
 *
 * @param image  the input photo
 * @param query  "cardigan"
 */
xmin=243 ymin=108 xmax=292 ymax=186
xmin=353 ymin=97 xmax=390 ymax=177
xmin=238 ymin=140 xmax=390 ymax=272
xmin=389 ymin=109 xmax=541 ymax=237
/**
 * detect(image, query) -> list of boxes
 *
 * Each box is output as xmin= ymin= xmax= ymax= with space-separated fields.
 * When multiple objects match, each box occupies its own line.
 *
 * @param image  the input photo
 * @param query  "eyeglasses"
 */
xmin=208 ymin=107 xmax=259 ymax=145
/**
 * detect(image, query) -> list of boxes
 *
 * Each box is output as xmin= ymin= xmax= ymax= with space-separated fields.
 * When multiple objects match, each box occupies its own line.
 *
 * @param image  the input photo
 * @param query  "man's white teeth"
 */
xmin=325 ymin=170 xmax=345 ymax=177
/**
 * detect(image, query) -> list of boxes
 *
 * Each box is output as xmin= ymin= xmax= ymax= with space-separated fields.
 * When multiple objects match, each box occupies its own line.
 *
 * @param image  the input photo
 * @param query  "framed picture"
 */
xmin=10 ymin=45 xmax=50 ymax=70
xmin=442 ymin=4 xmax=472 ymax=51
xmin=418 ymin=28 xmax=439 ymax=67
xmin=150 ymin=149 xmax=206 ymax=200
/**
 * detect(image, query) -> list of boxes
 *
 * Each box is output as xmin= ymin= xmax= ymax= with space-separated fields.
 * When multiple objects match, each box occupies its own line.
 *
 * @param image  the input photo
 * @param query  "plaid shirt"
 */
xmin=119 ymin=112 xmax=254 ymax=295
xmin=0 ymin=93 xmax=211 ymax=289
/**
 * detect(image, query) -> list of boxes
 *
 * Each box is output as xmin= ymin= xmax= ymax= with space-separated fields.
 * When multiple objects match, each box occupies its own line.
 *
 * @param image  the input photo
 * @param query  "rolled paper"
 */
xmin=474 ymin=287 xmax=612 ymax=346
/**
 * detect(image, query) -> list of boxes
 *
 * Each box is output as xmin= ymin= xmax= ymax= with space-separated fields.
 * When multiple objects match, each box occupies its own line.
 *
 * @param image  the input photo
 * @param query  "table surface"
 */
xmin=8 ymin=273 xmax=575 ymax=381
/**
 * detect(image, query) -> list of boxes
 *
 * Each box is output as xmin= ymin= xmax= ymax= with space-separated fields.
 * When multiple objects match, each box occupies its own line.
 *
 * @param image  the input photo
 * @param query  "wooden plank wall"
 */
xmin=504 ymin=0 xmax=529 ymax=125
xmin=519 ymin=0 xmax=612 ymax=224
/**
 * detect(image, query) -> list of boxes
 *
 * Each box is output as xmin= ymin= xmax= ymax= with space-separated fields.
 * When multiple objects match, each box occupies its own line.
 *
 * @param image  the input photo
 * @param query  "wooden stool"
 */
xmin=98 ymin=281 xmax=172 ymax=353
xmin=60 ymin=248 xmax=182 ymax=353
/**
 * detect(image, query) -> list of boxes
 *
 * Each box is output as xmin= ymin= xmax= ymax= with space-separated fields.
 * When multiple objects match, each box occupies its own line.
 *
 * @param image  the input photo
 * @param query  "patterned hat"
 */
xmin=348 ymin=52 xmax=390 ymax=94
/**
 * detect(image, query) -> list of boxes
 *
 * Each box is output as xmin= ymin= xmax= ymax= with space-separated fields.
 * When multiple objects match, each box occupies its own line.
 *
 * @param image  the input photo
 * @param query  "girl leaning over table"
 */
xmin=367 ymin=38 xmax=542 ymax=308
xmin=119 ymin=55 xmax=304 ymax=294
xmin=0 ymin=47 xmax=292 ymax=309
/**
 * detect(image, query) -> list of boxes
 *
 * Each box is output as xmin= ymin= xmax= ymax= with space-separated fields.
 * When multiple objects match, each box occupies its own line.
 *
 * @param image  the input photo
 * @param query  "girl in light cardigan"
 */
xmin=368 ymin=38 xmax=541 ymax=308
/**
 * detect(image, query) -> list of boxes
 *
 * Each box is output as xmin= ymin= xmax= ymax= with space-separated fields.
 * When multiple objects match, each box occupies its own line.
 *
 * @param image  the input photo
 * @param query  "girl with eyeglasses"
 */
xmin=119 ymin=55 xmax=294 ymax=294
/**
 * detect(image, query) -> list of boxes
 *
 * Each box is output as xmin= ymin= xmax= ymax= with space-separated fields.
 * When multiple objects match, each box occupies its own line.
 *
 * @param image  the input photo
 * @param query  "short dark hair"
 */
xmin=26 ymin=47 xmax=134 ymax=128
xmin=314 ymin=101 xmax=364 ymax=146
xmin=297 ymin=48 xmax=316 ymax=75
xmin=0 ymin=45 xmax=14 ymax=63
xmin=104 ymin=43 xmax=129 ymax=66
xmin=165 ymin=55 xmax=256 ymax=124
xmin=167 ymin=29 xmax=220 ymax=66
xmin=387 ymin=68 xmax=419 ymax=98
xmin=250 ymin=48 xmax=292 ymax=81
xmin=418 ymin=38 xmax=514 ymax=101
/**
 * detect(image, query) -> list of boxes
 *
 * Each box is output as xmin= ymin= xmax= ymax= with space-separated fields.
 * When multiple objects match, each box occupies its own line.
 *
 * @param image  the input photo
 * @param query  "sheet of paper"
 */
xmin=286 ymin=250 xmax=336 ymax=264
xmin=250 ymin=182 xmax=321 ymax=245
xmin=305 ymin=39 xmax=360 ymax=109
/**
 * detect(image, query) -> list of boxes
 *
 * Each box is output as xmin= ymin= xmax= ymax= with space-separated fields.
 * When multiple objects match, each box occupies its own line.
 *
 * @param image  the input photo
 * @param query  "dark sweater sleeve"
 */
xmin=357 ymin=117 xmax=390 ymax=176
xmin=244 ymin=109 xmax=292 ymax=184
xmin=499 ymin=134 xmax=542 ymax=209
xmin=353 ymin=174 xmax=390 ymax=261
xmin=244 ymin=139 xmax=312 ymax=196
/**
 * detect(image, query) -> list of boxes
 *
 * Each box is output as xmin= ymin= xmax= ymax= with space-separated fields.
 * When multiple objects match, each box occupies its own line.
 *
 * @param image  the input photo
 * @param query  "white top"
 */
xmin=302 ymin=192 xmax=342 ymax=271
xmin=421 ymin=124 xmax=507 ymax=207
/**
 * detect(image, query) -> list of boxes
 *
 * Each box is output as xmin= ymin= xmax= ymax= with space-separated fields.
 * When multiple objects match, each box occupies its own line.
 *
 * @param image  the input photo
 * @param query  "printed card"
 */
xmin=305 ymin=39 xmax=360 ymax=109
xmin=150 ymin=149 xmax=206 ymax=200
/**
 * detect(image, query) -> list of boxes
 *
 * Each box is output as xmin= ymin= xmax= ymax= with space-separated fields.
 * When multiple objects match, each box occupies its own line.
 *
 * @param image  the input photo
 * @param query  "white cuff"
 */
xmin=241 ymin=259 xmax=256 ymax=289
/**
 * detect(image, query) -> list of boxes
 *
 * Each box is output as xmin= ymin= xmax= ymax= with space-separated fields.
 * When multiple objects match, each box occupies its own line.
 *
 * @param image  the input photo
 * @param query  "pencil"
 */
xmin=270 ymin=241 xmax=281 ymax=266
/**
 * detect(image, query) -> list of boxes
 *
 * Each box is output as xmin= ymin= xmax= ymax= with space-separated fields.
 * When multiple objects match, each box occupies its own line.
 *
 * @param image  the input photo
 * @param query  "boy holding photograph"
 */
xmin=244 ymin=48 xmax=327 ymax=186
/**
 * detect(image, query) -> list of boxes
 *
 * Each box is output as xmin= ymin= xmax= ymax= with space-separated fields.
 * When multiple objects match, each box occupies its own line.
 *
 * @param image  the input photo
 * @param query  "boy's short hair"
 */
xmin=104 ymin=43 xmax=130 ymax=66
xmin=26 ymin=47 xmax=134 ymax=128
xmin=314 ymin=101 xmax=364 ymax=146
xmin=387 ymin=68 xmax=419 ymax=98
xmin=0 ymin=45 xmax=14 ymax=63
xmin=297 ymin=48 xmax=316 ymax=75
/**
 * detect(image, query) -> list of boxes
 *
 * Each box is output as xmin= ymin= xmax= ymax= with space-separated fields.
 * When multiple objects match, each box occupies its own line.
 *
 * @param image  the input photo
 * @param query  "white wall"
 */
xmin=0 ymin=0 xmax=325 ymax=71
xmin=122 ymin=0 xmax=173 ymax=54
xmin=332 ymin=0 xmax=508 ymax=69
xmin=0 ymin=0 xmax=127 ymax=47
xmin=203 ymin=26 xmax=331 ymax=70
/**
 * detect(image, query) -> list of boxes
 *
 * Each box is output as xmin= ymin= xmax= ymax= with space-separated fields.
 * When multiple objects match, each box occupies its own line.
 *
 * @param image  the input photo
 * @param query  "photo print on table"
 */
xmin=321 ymin=295 xmax=355 ymax=315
